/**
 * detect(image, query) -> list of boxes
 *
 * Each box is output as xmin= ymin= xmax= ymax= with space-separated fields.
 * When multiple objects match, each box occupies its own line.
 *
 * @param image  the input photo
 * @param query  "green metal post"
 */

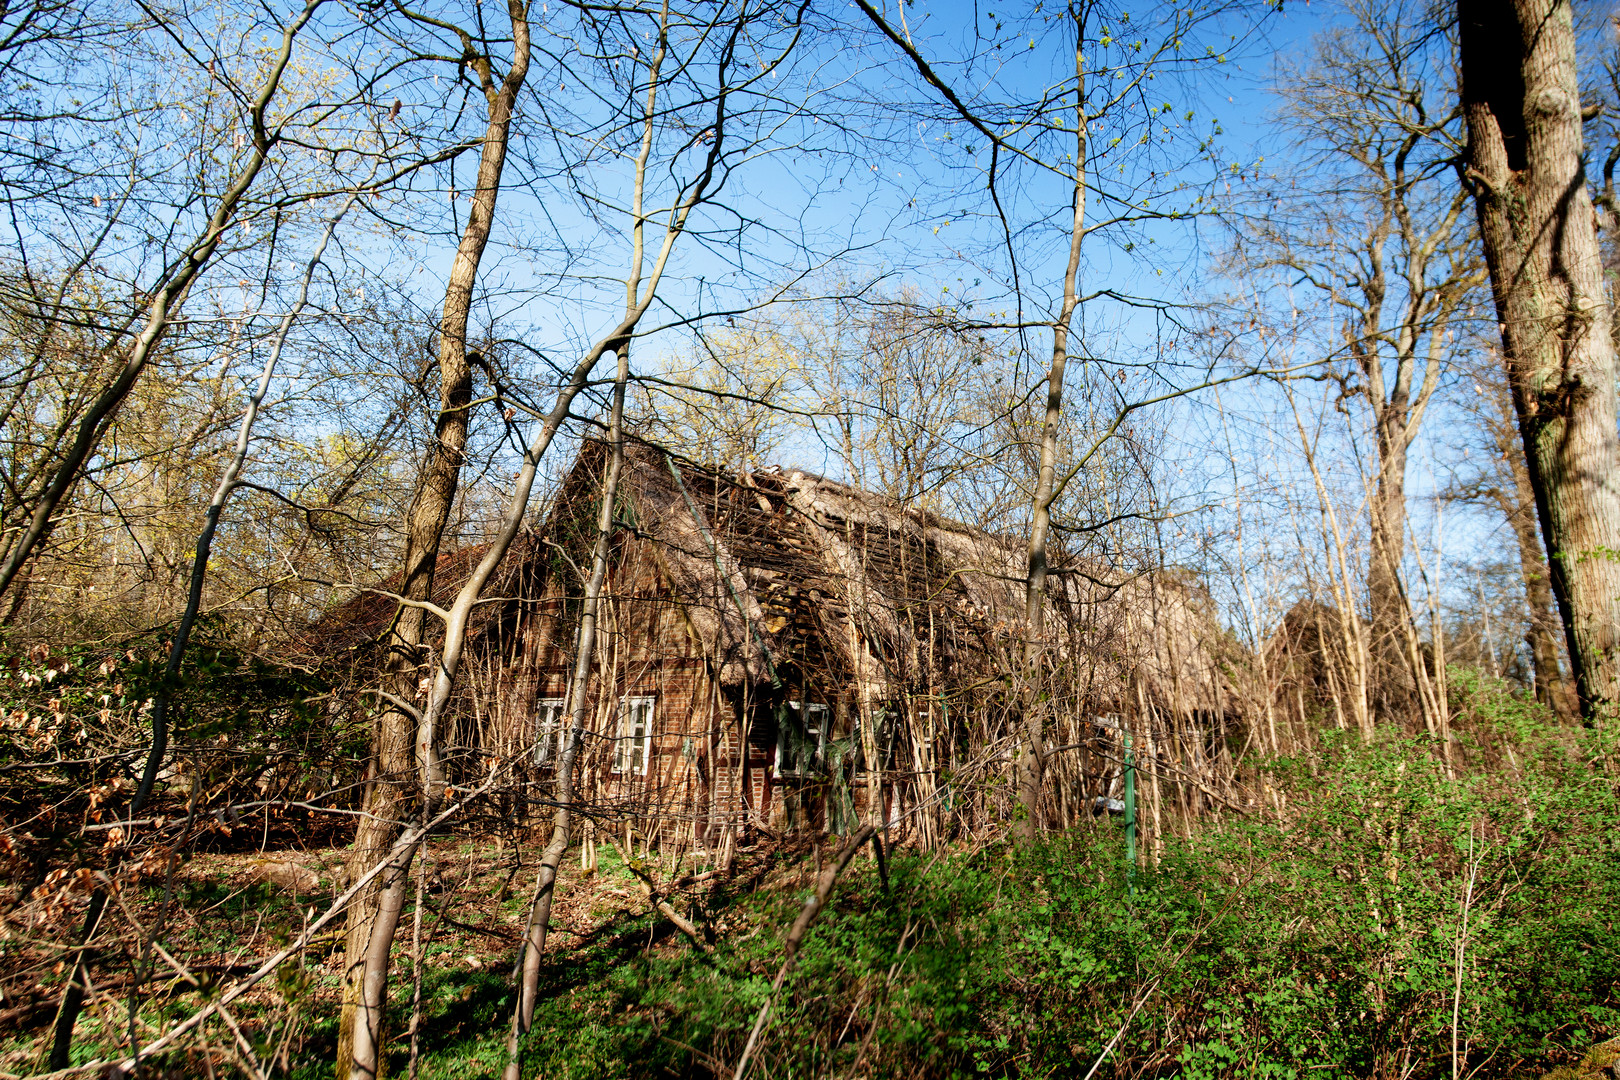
xmin=1123 ymin=727 xmax=1136 ymax=896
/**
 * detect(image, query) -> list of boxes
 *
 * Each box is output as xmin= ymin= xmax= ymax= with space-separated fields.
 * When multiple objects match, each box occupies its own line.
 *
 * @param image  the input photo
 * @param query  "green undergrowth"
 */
xmin=476 ymin=695 xmax=1618 ymax=1078
xmin=57 ymin=673 xmax=1611 ymax=1080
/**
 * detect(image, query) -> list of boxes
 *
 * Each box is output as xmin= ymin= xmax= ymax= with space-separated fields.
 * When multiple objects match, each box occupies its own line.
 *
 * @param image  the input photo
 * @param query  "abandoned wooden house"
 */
xmin=320 ymin=437 xmax=1252 ymax=850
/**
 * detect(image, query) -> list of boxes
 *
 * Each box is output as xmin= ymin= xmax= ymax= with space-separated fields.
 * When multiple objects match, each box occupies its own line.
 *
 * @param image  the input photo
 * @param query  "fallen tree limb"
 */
xmin=604 ymin=834 xmax=710 ymax=952
xmin=24 ymin=760 xmax=513 ymax=1079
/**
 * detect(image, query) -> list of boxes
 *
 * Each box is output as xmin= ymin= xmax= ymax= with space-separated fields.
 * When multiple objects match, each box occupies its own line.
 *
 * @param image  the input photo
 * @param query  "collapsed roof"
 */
xmin=543 ymin=438 xmax=1247 ymax=717
xmin=301 ymin=436 xmax=1249 ymax=719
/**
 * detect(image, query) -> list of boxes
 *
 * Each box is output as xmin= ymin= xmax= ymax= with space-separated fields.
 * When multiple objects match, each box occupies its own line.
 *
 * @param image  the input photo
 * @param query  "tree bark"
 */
xmin=1360 ymin=308 xmax=1457 ymax=731
xmin=1015 ymin=11 xmax=1087 ymax=844
xmin=1366 ymin=422 xmax=1413 ymax=722
xmin=1460 ymin=0 xmax=1620 ymax=725
xmin=337 ymin=6 xmax=531 ymax=1074
xmin=44 ymin=36 xmax=340 ymax=1068
xmin=347 ymin=1 xmax=735 ymax=1067
xmin=1260 ymin=14 xmax=1477 ymax=730
xmin=1341 ymin=170 xmax=1467 ymax=731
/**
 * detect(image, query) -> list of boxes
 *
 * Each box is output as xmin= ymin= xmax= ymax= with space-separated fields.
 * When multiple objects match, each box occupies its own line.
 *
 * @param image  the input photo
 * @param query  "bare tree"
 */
xmin=1460 ymin=0 xmax=1620 ymax=724
xmin=42 ymin=189 xmax=363 ymax=1071
xmin=630 ymin=321 xmax=811 ymax=471
xmin=340 ymin=1 xmax=826 ymax=1074
xmin=855 ymin=0 xmax=1270 ymax=839
xmin=0 ymin=0 xmax=330 ymax=603
xmin=1238 ymin=0 xmax=1483 ymax=724
xmin=337 ymin=0 xmax=532 ymax=1069
xmin=0 ymin=0 xmax=460 ymax=617
xmin=851 ymin=297 xmax=1003 ymax=511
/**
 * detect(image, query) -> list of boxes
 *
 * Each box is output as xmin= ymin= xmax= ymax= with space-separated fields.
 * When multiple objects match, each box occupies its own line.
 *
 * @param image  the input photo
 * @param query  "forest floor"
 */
xmin=4 ymin=828 xmax=1614 ymax=1080
xmin=5 ymin=726 xmax=1619 ymax=1080
xmin=0 ymin=826 xmax=816 ymax=1079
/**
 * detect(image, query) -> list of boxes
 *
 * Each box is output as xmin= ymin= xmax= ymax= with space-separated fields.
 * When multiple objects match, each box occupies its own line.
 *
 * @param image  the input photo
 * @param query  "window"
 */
xmin=776 ymin=700 xmax=829 ymax=778
xmin=614 ymin=696 xmax=654 ymax=776
xmin=534 ymin=697 xmax=565 ymax=765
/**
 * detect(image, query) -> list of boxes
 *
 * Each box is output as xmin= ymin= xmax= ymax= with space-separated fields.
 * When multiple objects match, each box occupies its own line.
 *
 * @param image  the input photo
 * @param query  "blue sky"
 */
xmin=10 ymin=0 xmax=1535 ymax=648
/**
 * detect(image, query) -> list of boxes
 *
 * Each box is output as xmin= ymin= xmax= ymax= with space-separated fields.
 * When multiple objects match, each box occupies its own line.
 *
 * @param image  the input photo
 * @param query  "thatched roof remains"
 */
xmin=302 ymin=438 xmax=1248 ymax=720
xmin=617 ymin=449 xmax=777 ymax=686
xmin=1261 ymin=597 xmax=1352 ymax=710
xmin=550 ymin=439 xmax=1245 ymax=717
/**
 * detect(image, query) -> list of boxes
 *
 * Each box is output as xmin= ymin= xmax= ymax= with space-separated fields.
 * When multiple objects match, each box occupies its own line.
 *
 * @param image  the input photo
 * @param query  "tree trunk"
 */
xmin=1017 ymin=13 xmax=1087 ymax=844
xmin=1460 ymin=0 xmax=1620 ymax=725
xmin=48 ymin=162 xmax=358 ymax=1080
xmin=1366 ymin=419 xmax=1414 ymax=724
xmin=502 ymin=352 xmax=628 ymax=1080
xmin=337 ymin=7 xmax=531 ymax=1074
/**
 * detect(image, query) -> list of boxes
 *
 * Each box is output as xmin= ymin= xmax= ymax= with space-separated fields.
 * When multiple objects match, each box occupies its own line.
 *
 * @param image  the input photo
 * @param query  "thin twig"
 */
xmin=408 ymin=842 xmax=428 ymax=1080
xmin=216 ymin=1003 xmax=269 ymax=1080
xmin=1452 ymin=821 xmax=1484 ymax=1080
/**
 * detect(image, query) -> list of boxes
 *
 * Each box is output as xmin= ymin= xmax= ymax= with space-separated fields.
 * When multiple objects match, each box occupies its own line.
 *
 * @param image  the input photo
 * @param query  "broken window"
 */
xmin=614 ymin=695 xmax=654 ymax=776
xmin=534 ymin=696 xmax=566 ymax=765
xmin=775 ymin=700 xmax=828 ymax=778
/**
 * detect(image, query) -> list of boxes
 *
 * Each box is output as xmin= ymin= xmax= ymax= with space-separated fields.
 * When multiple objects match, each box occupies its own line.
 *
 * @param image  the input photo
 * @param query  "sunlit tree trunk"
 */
xmin=346 ymin=5 xmax=748 ymax=1072
xmin=503 ymin=351 xmax=627 ymax=1080
xmin=1249 ymin=6 xmax=1477 ymax=728
xmin=1018 ymin=16 xmax=1086 ymax=844
xmin=337 ymin=5 xmax=531 ymax=1074
xmin=1445 ymin=346 xmax=1572 ymax=717
xmin=1460 ymin=0 xmax=1620 ymax=725
xmin=1366 ymin=411 xmax=1413 ymax=721
xmin=38 ymin=8 xmax=329 ymax=1065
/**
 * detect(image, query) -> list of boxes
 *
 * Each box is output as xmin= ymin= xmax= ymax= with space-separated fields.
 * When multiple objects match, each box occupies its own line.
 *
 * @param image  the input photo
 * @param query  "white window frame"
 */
xmin=775 ymin=700 xmax=829 ymax=778
xmin=533 ymin=697 xmax=566 ymax=765
xmin=614 ymin=696 xmax=655 ymax=776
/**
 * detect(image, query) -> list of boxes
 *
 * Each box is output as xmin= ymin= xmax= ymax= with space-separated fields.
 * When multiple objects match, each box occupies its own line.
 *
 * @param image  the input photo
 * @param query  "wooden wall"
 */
xmin=507 ymin=531 xmax=787 ymax=846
